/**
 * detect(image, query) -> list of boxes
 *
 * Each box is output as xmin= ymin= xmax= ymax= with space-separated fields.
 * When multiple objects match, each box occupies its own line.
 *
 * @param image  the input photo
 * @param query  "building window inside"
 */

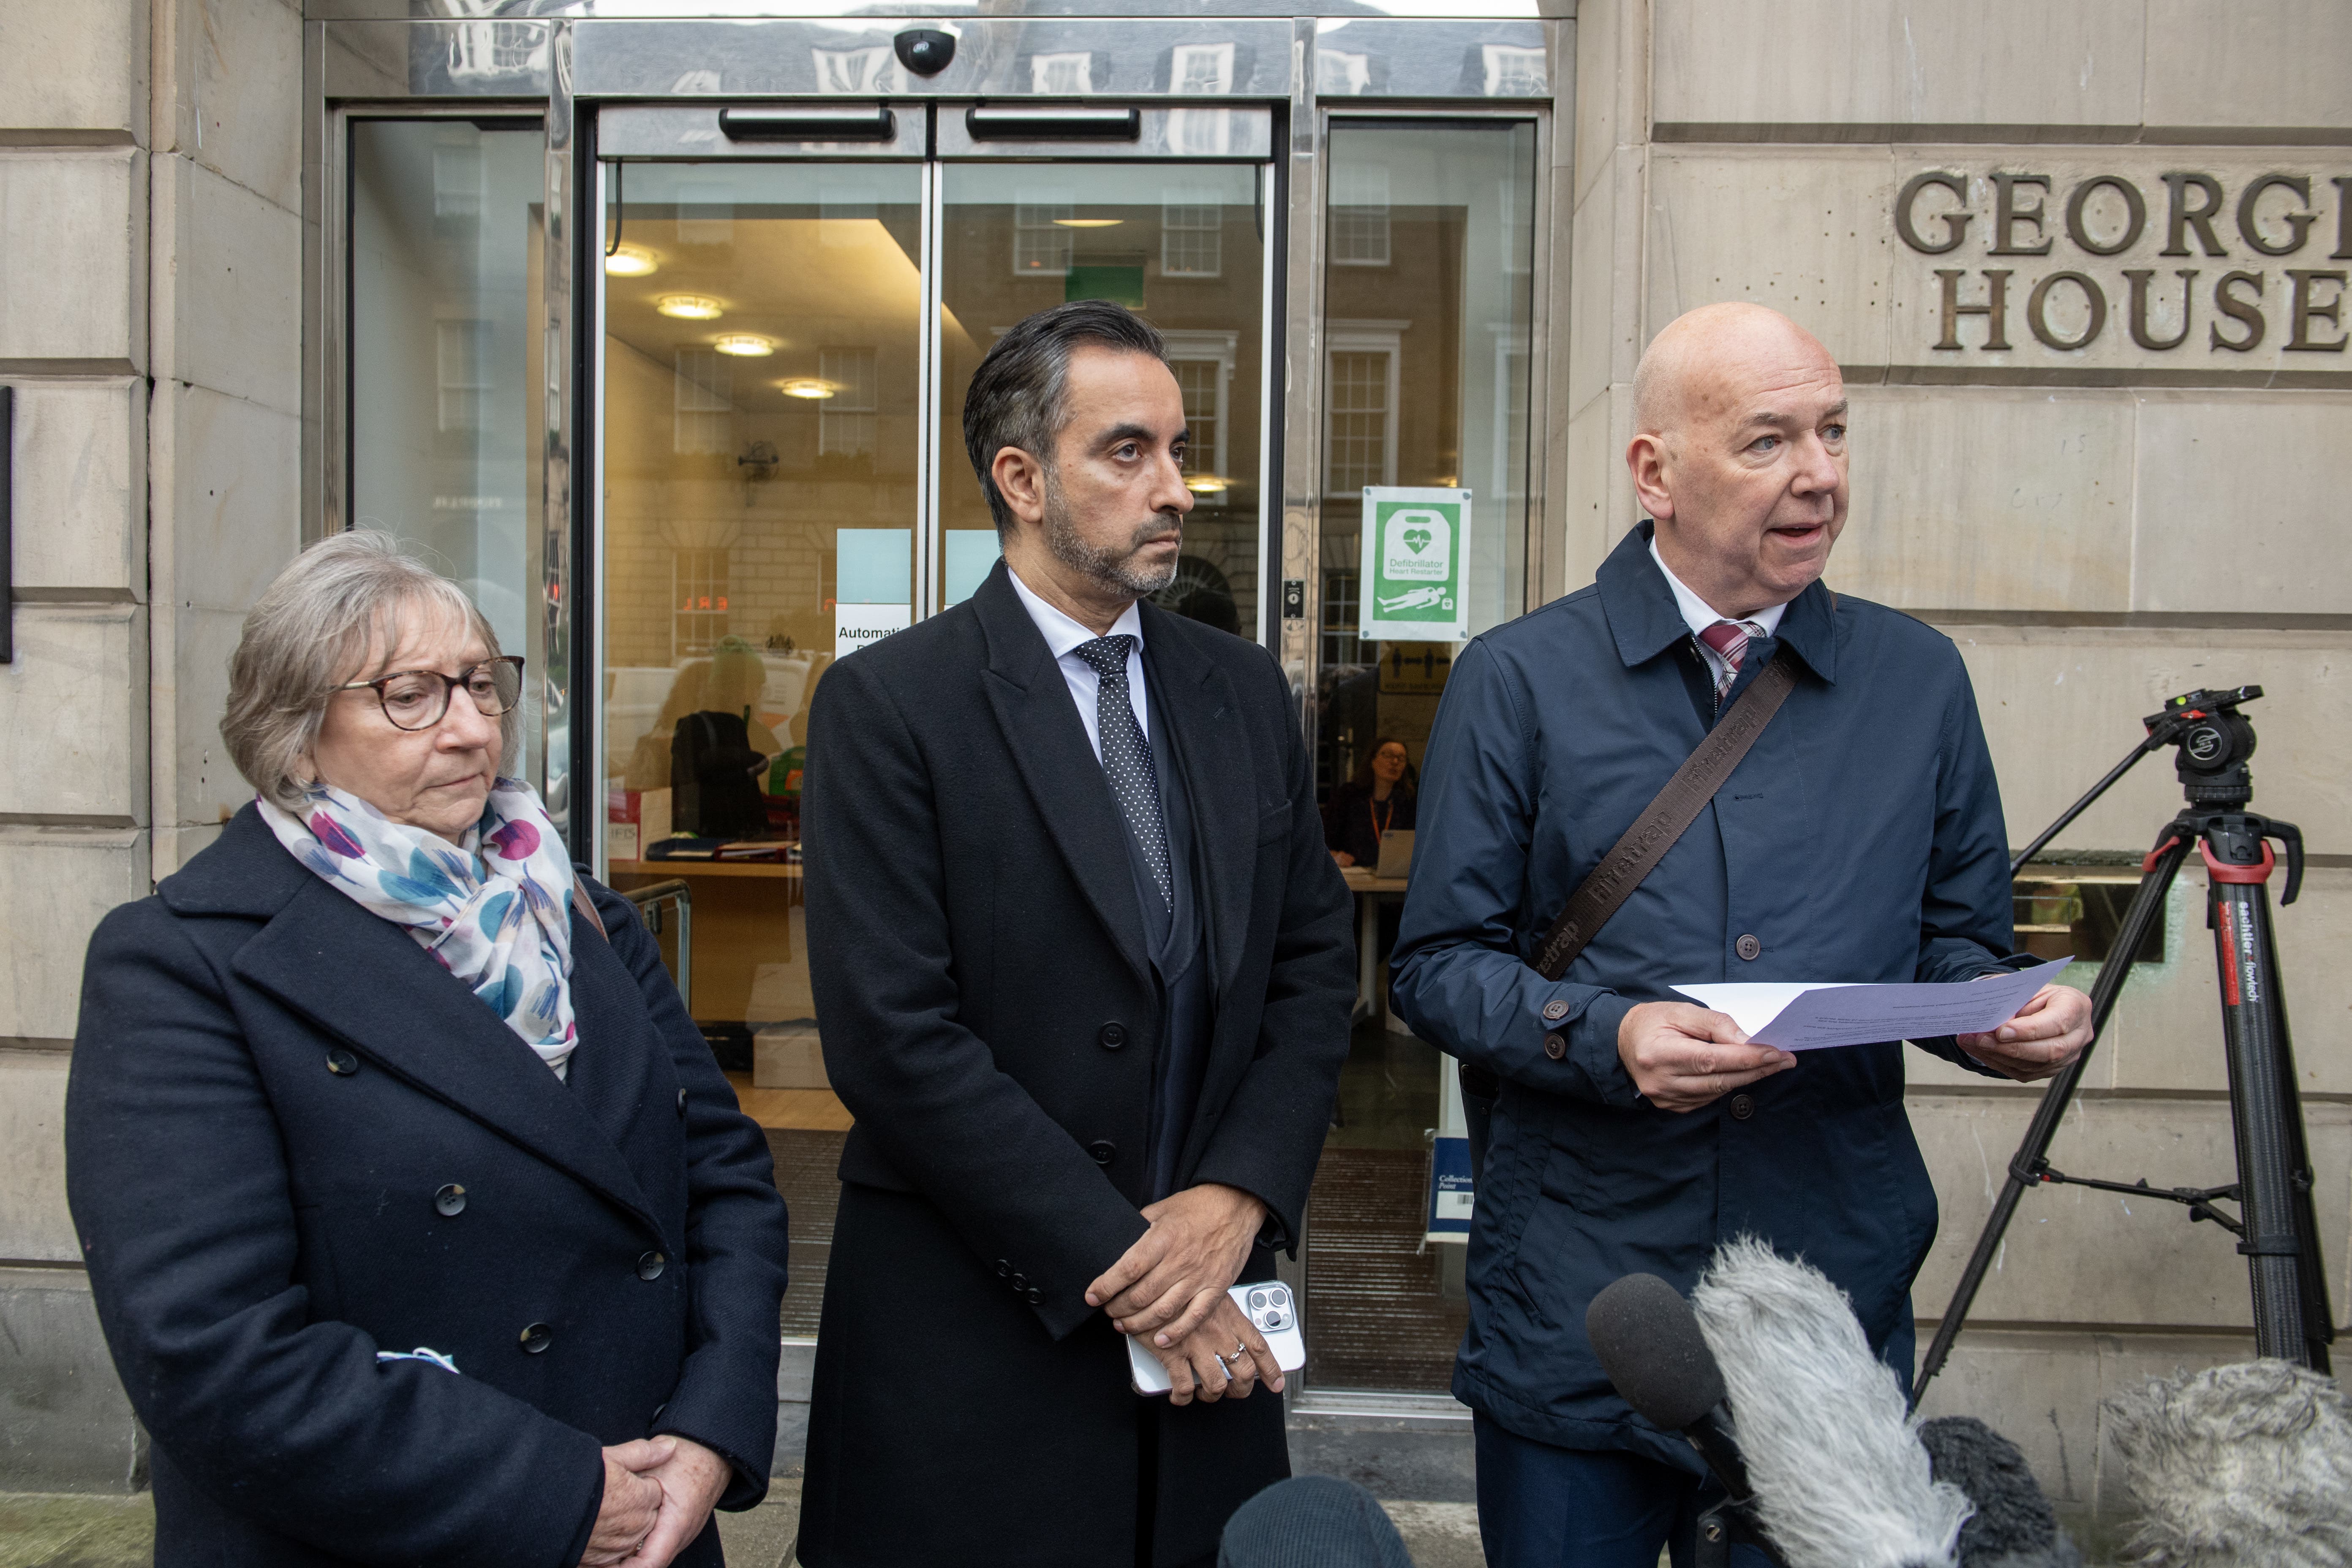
xmin=1030 ymin=52 xmax=1094 ymax=93
xmin=1330 ymin=164 xmax=1392 ymax=267
xmin=1325 ymin=335 xmax=1399 ymax=496
xmin=436 ymin=319 xmax=491 ymax=433
xmin=1012 ymin=191 xmax=1075 ymax=276
xmin=1171 ymin=42 xmax=1236 ymax=95
xmin=818 ymin=347 xmax=879 ymax=458
xmin=1162 ymin=192 xmax=1224 ymax=278
xmin=673 ymin=349 xmax=733 ymax=456
xmin=1321 ymin=569 xmax=1363 ymax=667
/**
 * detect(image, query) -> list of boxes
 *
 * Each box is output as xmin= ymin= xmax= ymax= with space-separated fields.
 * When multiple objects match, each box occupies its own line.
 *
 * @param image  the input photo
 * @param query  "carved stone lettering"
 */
xmin=1889 ymin=161 xmax=2352 ymax=372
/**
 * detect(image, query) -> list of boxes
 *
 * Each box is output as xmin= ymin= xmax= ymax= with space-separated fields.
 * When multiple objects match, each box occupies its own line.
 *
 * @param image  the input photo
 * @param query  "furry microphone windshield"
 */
xmin=1690 ymin=1239 xmax=1971 ymax=1568
xmin=2104 ymin=1358 xmax=2352 ymax=1568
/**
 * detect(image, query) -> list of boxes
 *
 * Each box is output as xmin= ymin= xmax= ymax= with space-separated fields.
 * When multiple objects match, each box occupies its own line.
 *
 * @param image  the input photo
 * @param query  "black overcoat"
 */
xmin=795 ymin=561 xmax=1357 ymax=1568
xmin=65 ymin=808 xmax=791 ymax=1568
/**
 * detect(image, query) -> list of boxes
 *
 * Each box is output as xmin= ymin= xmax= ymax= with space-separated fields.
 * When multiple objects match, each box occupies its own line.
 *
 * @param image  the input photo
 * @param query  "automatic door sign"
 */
xmin=1358 ymin=488 xmax=1470 ymax=643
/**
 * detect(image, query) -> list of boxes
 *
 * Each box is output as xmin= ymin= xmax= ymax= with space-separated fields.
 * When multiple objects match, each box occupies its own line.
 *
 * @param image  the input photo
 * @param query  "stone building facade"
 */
xmin=0 ymin=0 xmax=2344 ymax=1542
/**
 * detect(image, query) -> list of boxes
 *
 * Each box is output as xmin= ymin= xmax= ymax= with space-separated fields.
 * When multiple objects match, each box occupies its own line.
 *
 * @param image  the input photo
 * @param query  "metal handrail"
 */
xmin=620 ymin=879 xmax=692 ymax=1012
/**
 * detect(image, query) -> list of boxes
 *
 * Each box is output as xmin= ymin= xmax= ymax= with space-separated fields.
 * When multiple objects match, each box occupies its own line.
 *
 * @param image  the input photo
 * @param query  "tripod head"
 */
xmin=2144 ymin=686 xmax=2261 ymax=808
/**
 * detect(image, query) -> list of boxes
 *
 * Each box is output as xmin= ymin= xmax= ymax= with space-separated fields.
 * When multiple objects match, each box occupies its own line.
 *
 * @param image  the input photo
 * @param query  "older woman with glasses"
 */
xmin=65 ymin=531 xmax=789 ymax=1568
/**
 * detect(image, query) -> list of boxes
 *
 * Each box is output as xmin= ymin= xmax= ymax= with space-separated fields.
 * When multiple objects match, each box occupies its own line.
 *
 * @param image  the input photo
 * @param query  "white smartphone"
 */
xmin=1127 ymin=1280 xmax=1307 ymax=1396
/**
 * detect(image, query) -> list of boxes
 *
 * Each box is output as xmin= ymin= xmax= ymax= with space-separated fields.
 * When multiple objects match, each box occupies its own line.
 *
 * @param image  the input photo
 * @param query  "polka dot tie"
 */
xmin=1697 ymin=618 xmax=1762 ymax=704
xmin=1072 ymin=635 xmax=1172 ymax=909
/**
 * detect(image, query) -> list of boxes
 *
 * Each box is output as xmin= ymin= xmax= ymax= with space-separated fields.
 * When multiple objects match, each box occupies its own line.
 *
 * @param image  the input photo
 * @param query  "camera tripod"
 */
xmin=1914 ymin=686 xmax=2334 ymax=1403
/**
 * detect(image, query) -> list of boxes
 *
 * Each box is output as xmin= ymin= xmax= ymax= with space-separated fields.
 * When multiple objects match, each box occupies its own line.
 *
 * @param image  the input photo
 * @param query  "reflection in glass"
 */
xmin=1309 ymin=120 xmax=1538 ymax=1395
xmin=597 ymin=159 xmax=919 ymax=1341
xmin=938 ymin=163 xmax=1267 ymax=634
xmin=348 ymin=118 xmax=547 ymax=787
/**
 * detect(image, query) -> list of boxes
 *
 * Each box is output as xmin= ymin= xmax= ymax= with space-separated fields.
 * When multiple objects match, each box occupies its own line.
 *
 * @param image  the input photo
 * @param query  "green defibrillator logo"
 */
xmin=1358 ymin=487 xmax=1471 ymax=643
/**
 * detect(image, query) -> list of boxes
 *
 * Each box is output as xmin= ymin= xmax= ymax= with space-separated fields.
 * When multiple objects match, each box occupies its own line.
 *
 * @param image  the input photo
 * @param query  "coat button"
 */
xmin=637 ymin=1251 xmax=666 ymax=1282
xmin=1541 ymin=999 xmax=1570 ymax=1022
xmin=995 ymin=1259 xmax=1012 ymax=1278
xmin=1543 ymin=1033 xmax=1566 ymax=1060
xmin=1098 ymin=1022 xmax=1127 ymax=1050
xmin=676 ymin=1088 xmax=688 ymax=1117
xmin=1011 ymin=1273 xmax=1027 ymax=1291
xmin=1087 ymin=1140 xmax=1117 ymax=1166
xmin=1730 ymin=1093 xmax=1756 ymax=1121
xmin=433 ymin=1184 xmax=466 ymax=1217
xmin=1026 ymin=1287 xmax=1043 ymax=1304
xmin=1736 ymin=934 xmax=1762 ymax=961
xmin=326 ymin=1048 xmax=359 ymax=1076
xmin=518 ymin=1323 xmax=553 ymax=1355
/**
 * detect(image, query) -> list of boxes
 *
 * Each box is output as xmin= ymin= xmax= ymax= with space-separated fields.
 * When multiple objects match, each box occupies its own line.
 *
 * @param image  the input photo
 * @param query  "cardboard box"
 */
xmin=754 ymin=1021 xmax=828 ymax=1090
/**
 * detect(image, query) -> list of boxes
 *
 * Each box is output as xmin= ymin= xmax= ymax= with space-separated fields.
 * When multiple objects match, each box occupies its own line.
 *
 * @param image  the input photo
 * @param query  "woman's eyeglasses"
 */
xmin=335 ymin=656 xmax=525 ymax=732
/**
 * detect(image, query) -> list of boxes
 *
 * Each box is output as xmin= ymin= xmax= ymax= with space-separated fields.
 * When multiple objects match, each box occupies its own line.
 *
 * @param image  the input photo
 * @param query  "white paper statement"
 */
xmin=1672 ymin=957 xmax=2074 ymax=1051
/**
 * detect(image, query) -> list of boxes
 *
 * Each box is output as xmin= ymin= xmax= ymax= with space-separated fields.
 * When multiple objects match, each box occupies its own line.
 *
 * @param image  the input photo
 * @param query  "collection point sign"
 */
xmin=1358 ymin=487 xmax=1470 ymax=643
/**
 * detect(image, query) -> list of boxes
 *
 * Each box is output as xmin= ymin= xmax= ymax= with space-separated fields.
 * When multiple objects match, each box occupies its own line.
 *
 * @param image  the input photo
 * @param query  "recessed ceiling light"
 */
xmin=1053 ymin=218 xmax=1124 ymax=228
xmin=1184 ymin=475 xmax=1229 ymax=494
xmin=779 ymin=378 xmax=838 ymax=400
xmin=713 ymin=334 xmax=775 ymax=357
xmin=656 ymin=294 xmax=724 ymax=320
xmin=604 ymin=245 xmax=659 ymax=277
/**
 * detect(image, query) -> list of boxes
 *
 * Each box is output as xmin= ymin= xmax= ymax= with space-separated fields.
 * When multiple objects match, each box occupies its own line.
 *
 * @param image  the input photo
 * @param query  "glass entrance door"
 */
xmin=592 ymin=114 xmax=1274 ymax=1342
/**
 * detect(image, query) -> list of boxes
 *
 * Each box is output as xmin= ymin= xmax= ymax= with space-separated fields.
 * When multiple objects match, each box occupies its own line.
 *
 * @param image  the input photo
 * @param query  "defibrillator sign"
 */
xmin=1358 ymin=487 xmax=1470 ymax=643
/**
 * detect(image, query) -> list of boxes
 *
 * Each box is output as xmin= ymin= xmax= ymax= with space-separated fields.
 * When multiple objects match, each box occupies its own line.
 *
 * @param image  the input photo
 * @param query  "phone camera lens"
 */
xmin=1248 ymin=1290 xmax=1268 ymax=1308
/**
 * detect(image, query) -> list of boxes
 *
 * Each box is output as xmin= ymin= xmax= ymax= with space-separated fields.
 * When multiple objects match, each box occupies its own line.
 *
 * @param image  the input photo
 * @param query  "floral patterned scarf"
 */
xmin=259 ymin=779 xmax=582 ymax=1077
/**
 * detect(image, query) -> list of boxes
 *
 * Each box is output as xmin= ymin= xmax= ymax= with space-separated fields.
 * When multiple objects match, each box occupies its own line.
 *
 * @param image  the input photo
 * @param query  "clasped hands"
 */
xmin=1085 ymin=1182 xmax=1282 ymax=1407
xmin=1616 ymin=982 xmax=2095 ymax=1112
xmin=582 ymin=1433 xmax=732 ymax=1568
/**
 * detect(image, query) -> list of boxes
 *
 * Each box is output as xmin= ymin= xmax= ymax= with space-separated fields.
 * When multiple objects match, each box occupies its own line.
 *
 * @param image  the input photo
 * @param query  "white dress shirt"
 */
xmin=1007 ymin=566 xmax=1150 ymax=761
xmin=1649 ymin=536 xmax=1789 ymax=691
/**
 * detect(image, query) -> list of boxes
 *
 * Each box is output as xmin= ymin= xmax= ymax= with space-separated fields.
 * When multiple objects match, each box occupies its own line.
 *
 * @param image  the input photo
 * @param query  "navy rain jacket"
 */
xmin=1391 ymin=522 xmax=2027 ymax=1469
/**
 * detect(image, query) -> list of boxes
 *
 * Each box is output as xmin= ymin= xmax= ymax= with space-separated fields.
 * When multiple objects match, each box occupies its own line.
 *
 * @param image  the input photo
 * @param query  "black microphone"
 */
xmin=1586 ymin=1271 xmax=1753 ymax=1505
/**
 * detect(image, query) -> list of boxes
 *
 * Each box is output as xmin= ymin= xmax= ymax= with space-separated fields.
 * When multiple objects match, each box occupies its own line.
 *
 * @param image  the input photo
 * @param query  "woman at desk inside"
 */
xmin=1324 ymin=736 xmax=1417 ymax=871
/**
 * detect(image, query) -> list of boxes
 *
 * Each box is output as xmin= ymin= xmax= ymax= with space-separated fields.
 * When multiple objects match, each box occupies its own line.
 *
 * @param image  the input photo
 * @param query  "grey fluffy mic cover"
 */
xmin=1586 ymin=1272 xmax=1724 ymax=1433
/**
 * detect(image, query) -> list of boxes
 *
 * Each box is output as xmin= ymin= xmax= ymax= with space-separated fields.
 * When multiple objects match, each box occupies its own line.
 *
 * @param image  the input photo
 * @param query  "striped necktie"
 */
xmin=1697 ymin=619 xmax=1761 ymax=704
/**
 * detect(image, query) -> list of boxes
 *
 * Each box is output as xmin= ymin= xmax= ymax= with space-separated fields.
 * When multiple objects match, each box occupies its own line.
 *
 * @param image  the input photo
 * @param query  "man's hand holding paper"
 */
xmin=1671 ymin=956 xmax=2091 ymax=1083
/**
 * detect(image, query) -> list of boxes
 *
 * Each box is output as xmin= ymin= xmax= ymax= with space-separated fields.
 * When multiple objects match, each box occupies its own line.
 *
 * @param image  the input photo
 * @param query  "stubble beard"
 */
xmin=1042 ymin=473 xmax=1182 ymax=599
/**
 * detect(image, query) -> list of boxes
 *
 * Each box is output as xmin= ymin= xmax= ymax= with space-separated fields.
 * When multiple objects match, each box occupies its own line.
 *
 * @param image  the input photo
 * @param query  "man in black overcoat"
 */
xmin=795 ymin=302 xmax=1357 ymax=1567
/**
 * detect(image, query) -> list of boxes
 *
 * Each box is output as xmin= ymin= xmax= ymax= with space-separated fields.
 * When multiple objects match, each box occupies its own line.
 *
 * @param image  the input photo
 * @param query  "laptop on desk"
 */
xmin=1374 ymin=829 xmax=1415 ymax=880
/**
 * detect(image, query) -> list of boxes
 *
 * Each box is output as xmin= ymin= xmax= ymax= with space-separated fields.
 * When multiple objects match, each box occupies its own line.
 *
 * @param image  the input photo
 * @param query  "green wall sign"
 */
xmin=1358 ymin=487 xmax=1471 ymax=643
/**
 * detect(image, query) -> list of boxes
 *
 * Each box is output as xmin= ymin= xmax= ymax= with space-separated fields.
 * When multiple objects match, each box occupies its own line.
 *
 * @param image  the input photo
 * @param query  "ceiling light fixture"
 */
xmin=712 ymin=334 xmax=775 ymax=357
xmin=604 ymin=245 xmax=659 ymax=277
xmin=1184 ymin=475 xmax=1229 ymax=494
xmin=1052 ymin=217 xmax=1124 ymax=228
xmin=779 ymin=378 xmax=838 ymax=400
xmin=656 ymin=294 xmax=724 ymax=320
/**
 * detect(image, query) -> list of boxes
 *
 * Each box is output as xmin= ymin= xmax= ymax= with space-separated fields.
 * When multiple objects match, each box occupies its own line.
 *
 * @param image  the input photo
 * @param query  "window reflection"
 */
xmin=348 ymin=117 xmax=547 ymax=789
xmin=1309 ymin=119 xmax=1537 ymax=1396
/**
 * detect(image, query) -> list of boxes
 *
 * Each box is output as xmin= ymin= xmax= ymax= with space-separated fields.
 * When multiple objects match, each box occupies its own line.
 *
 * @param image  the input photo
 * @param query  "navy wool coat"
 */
xmin=65 ymin=806 xmax=791 ymax=1568
xmin=1391 ymin=523 xmax=2026 ymax=1470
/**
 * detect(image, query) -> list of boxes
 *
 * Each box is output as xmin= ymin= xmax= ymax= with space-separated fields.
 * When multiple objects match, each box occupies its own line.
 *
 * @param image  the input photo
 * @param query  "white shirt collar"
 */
xmin=1007 ymin=564 xmax=1146 ymax=657
xmin=1648 ymin=535 xmax=1789 ymax=640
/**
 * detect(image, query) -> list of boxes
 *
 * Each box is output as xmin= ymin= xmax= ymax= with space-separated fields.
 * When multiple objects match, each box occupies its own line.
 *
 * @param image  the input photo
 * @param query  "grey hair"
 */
xmin=221 ymin=530 xmax=515 ymax=810
xmin=961 ymin=299 xmax=1169 ymax=536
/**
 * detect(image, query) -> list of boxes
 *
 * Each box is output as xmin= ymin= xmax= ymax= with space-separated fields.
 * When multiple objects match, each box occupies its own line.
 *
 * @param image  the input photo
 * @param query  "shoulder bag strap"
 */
xmin=570 ymin=878 xmax=610 ymax=942
xmin=1531 ymin=643 xmax=1802 ymax=982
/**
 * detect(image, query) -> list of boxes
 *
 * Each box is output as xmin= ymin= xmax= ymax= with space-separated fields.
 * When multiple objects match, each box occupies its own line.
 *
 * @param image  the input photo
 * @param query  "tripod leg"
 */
xmin=2207 ymin=833 xmax=2327 ymax=1368
xmin=2220 ymin=860 xmax=2333 ymax=1373
xmin=2255 ymin=891 xmax=2336 ymax=1372
xmin=1913 ymin=833 xmax=2191 ymax=1404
